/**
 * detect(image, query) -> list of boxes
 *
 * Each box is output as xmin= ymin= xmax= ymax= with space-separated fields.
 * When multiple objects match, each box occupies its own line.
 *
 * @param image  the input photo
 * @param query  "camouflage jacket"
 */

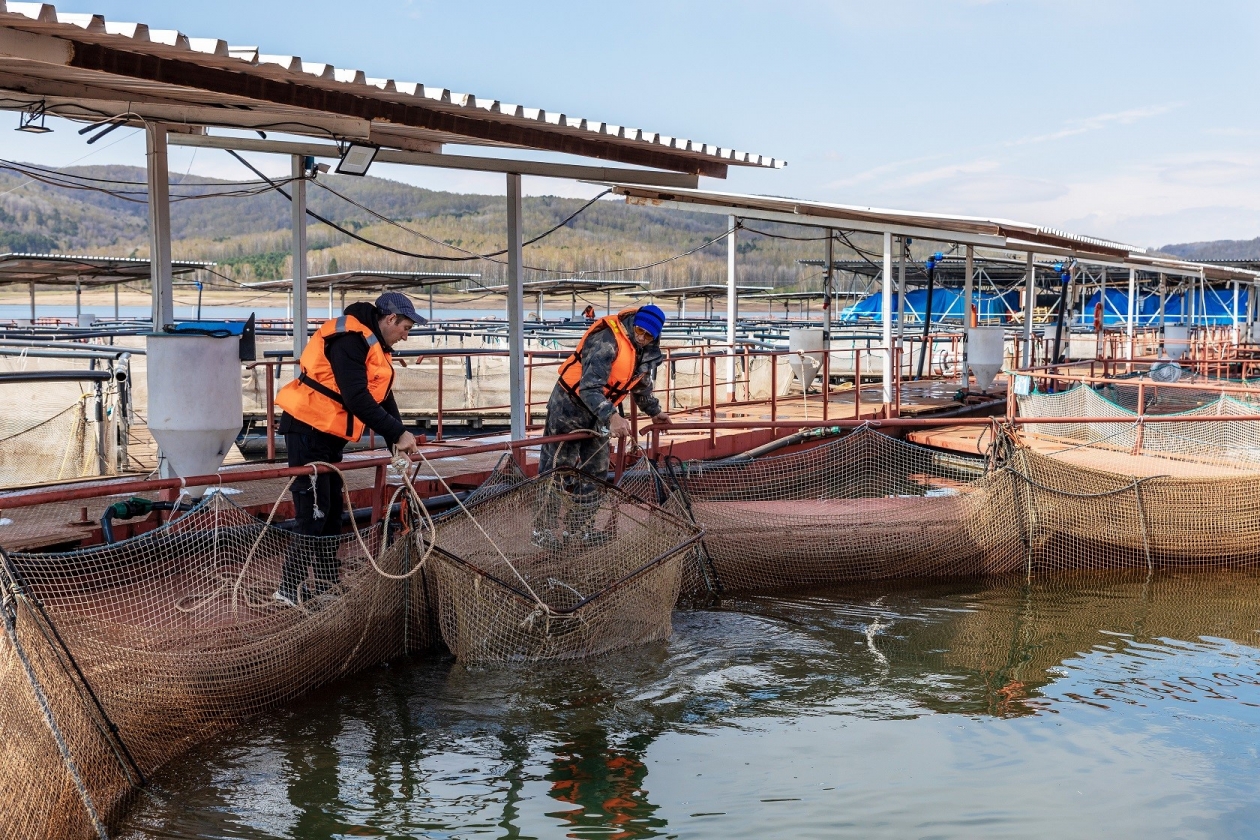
xmin=570 ymin=311 xmax=663 ymax=423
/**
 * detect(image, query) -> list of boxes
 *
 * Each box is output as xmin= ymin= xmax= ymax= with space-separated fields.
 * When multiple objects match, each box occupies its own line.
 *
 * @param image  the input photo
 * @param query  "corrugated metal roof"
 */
xmin=610 ymin=184 xmax=1142 ymax=257
xmin=0 ymin=251 xmax=210 ymax=283
xmin=484 ymin=278 xmax=647 ymax=295
xmin=245 ymin=270 xmax=478 ymax=292
xmin=634 ymin=284 xmax=773 ymax=299
xmin=0 ymin=3 xmax=783 ymax=177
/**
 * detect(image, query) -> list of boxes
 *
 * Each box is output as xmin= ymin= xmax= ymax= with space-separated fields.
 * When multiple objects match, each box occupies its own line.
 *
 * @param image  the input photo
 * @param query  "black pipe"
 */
xmin=0 ymin=370 xmax=113 ymax=383
xmin=1051 ymin=270 xmax=1071 ymax=375
xmin=916 ymin=263 xmax=936 ymax=380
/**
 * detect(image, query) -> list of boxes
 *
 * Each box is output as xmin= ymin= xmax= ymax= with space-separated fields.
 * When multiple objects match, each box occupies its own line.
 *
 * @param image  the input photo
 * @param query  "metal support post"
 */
xmin=881 ymin=231 xmax=893 ymax=409
xmin=1233 ymin=280 xmax=1241 ymax=344
xmin=1021 ymin=252 xmax=1035 ymax=368
xmin=290 ymin=155 xmax=309 ymax=359
xmin=145 ymin=123 xmax=174 ymax=330
xmin=1157 ymin=273 xmax=1166 ymax=332
xmin=726 ymin=214 xmax=738 ymax=399
xmin=1126 ymin=267 xmax=1136 ymax=362
xmin=961 ymin=245 xmax=973 ymax=388
xmin=429 ymin=286 xmax=434 ymax=322
xmin=506 ymin=173 xmax=526 ymax=440
xmin=28 ymin=281 xmax=34 ymax=322
xmin=75 ymin=277 xmax=81 ymax=322
xmin=822 ymin=230 xmax=833 ymax=345
xmin=896 ymin=237 xmax=907 ymax=365
xmin=113 ymin=283 xmax=119 ymax=320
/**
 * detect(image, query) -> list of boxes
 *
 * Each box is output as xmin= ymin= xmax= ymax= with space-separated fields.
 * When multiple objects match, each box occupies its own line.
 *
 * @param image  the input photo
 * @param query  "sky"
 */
xmin=7 ymin=0 xmax=1260 ymax=249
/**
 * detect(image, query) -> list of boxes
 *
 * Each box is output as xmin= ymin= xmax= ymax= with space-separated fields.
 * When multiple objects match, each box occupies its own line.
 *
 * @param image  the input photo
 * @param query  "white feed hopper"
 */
xmin=1163 ymin=325 xmax=1190 ymax=360
xmin=788 ymin=327 xmax=825 ymax=391
xmin=147 ymin=332 xmax=243 ymax=489
xmin=967 ymin=326 xmax=1005 ymax=392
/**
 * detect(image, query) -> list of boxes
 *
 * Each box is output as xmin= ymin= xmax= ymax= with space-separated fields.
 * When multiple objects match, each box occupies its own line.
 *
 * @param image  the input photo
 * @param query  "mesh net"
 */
xmin=0 ymin=458 xmax=698 ymax=838
xmin=10 ymin=423 xmax=1260 ymax=837
xmin=1019 ymin=384 xmax=1260 ymax=465
xmin=621 ymin=424 xmax=1260 ymax=593
xmin=620 ymin=428 xmax=1022 ymax=593
xmin=428 ymin=467 xmax=700 ymax=663
xmin=1095 ymin=375 xmax=1260 ymax=414
xmin=995 ymin=445 xmax=1260 ymax=575
xmin=0 ymin=490 xmax=427 ymax=840
xmin=0 ymin=400 xmax=121 ymax=489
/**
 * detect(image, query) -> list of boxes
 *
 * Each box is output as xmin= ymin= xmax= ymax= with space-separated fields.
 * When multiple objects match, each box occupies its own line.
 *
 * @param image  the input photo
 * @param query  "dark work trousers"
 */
xmin=536 ymin=387 xmax=611 ymax=537
xmin=279 ymin=431 xmax=347 ymax=598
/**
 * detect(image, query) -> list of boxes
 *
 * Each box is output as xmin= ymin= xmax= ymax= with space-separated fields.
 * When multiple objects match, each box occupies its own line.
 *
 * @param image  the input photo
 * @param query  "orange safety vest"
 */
xmin=557 ymin=308 xmax=642 ymax=409
xmin=275 ymin=314 xmax=394 ymax=441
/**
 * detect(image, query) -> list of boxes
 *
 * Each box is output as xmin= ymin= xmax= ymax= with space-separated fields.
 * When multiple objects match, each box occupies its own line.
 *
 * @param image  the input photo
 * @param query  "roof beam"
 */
xmin=0 ymin=79 xmax=373 ymax=138
xmin=170 ymin=133 xmax=700 ymax=188
xmin=621 ymin=193 xmax=1009 ymax=250
xmin=63 ymin=39 xmax=729 ymax=178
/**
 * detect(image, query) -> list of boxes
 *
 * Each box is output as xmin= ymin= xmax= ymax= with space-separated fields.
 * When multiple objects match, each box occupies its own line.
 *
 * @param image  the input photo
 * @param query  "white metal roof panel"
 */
xmin=0 ymin=3 xmax=783 ymax=176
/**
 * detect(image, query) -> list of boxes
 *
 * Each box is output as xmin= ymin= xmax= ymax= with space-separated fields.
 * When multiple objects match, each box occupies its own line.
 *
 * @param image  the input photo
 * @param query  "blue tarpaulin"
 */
xmin=1075 ymin=287 xmax=1249 ymax=326
xmin=838 ymin=289 xmax=1019 ymax=323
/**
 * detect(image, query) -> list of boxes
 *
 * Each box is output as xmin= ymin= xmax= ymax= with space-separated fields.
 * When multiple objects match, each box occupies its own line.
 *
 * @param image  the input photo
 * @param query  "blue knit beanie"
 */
xmin=634 ymin=304 xmax=666 ymax=339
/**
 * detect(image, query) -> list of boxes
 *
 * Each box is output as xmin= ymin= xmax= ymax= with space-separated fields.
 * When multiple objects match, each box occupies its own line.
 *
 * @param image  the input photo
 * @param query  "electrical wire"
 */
xmin=228 ymin=149 xmax=733 ymax=277
xmin=310 ymin=177 xmax=611 ymax=260
xmin=741 ymin=224 xmax=829 ymax=242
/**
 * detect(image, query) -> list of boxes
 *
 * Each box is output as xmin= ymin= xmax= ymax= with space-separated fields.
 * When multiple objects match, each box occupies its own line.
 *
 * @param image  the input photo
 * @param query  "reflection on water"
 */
xmin=117 ymin=572 xmax=1260 ymax=839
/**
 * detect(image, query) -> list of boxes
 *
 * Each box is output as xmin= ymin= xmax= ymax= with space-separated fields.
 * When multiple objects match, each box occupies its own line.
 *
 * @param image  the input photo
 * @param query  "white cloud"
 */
xmin=1007 ymin=103 xmax=1181 ymax=147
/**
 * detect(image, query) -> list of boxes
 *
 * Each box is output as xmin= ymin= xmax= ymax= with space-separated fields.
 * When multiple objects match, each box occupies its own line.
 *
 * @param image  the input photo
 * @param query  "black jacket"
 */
xmin=279 ymin=302 xmax=406 ymax=448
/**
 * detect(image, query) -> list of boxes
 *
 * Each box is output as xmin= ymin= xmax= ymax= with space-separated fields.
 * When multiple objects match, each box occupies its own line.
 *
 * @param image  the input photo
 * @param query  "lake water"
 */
xmin=115 ymin=572 xmax=1260 ymax=839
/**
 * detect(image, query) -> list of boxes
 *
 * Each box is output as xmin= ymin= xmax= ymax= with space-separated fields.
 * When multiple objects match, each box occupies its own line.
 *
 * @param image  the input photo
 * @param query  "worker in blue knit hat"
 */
xmin=535 ymin=304 xmax=671 ymax=541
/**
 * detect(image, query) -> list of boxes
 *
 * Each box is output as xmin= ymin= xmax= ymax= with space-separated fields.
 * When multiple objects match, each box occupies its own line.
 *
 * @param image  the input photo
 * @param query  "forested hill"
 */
xmin=1160 ymin=237 xmax=1260 ymax=261
xmin=0 ymin=163 xmax=848 ymax=289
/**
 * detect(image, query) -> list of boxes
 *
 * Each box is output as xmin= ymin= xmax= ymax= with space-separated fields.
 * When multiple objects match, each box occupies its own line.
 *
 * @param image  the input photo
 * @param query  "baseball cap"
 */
xmin=375 ymin=292 xmax=426 ymax=325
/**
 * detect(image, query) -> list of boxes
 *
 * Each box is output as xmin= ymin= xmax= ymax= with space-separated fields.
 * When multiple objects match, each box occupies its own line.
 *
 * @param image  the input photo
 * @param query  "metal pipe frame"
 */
xmin=0 ymin=431 xmax=597 ymax=510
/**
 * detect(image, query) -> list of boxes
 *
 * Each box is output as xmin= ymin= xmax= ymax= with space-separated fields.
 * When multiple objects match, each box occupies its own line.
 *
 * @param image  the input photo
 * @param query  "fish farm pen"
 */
xmin=2 ymin=5 xmax=1260 ymax=840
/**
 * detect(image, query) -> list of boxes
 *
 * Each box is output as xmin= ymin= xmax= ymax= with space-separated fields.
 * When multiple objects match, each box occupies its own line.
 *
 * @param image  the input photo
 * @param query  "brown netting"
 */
xmin=999 ymin=445 xmax=1260 ymax=575
xmin=9 ymin=423 xmax=1260 ymax=838
xmin=0 ymin=490 xmax=428 ymax=840
xmin=620 ymin=428 xmax=1024 ymax=593
xmin=620 ymin=424 xmax=1260 ymax=593
xmin=1018 ymin=384 xmax=1260 ymax=464
xmin=0 ymin=400 xmax=121 ymax=489
xmin=427 ymin=467 xmax=701 ymax=663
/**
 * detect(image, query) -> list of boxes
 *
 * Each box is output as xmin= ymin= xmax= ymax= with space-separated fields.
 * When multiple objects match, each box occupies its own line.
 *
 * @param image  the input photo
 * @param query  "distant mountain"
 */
xmin=1158 ymin=237 xmax=1260 ymax=261
xmin=0 ymin=163 xmax=846 ymax=290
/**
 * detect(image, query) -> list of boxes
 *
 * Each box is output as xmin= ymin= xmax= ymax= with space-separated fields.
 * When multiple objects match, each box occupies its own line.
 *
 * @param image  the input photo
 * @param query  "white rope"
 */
xmin=410 ymin=446 xmax=559 ymax=617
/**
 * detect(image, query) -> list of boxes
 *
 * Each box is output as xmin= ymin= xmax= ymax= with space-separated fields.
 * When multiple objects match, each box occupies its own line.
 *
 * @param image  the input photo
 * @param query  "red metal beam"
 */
xmin=0 ymin=431 xmax=595 ymax=510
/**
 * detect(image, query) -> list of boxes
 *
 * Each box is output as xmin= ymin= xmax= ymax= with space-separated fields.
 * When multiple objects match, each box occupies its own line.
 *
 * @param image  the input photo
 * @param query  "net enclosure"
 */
xmin=7 ymin=424 xmax=1260 ymax=839
xmin=428 ymin=467 xmax=702 ymax=663
xmin=0 ymin=460 xmax=699 ymax=839
xmin=0 ymin=490 xmax=431 ymax=840
xmin=1019 ymin=384 xmax=1260 ymax=466
xmin=622 ymin=424 xmax=1260 ymax=595
xmin=621 ymin=427 xmax=1022 ymax=594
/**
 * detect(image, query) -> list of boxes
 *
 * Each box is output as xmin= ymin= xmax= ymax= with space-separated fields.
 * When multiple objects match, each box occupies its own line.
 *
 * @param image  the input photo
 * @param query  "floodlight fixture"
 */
xmin=16 ymin=102 xmax=51 ymax=134
xmin=336 ymin=142 xmax=378 ymax=176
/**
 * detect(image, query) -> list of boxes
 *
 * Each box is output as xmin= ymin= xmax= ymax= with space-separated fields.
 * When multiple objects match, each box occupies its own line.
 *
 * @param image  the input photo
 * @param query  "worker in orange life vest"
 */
xmin=271 ymin=292 xmax=422 ymax=605
xmin=544 ymin=303 xmax=671 ymax=470
xmin=535 ymin=304 xmax=670 ymax=542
